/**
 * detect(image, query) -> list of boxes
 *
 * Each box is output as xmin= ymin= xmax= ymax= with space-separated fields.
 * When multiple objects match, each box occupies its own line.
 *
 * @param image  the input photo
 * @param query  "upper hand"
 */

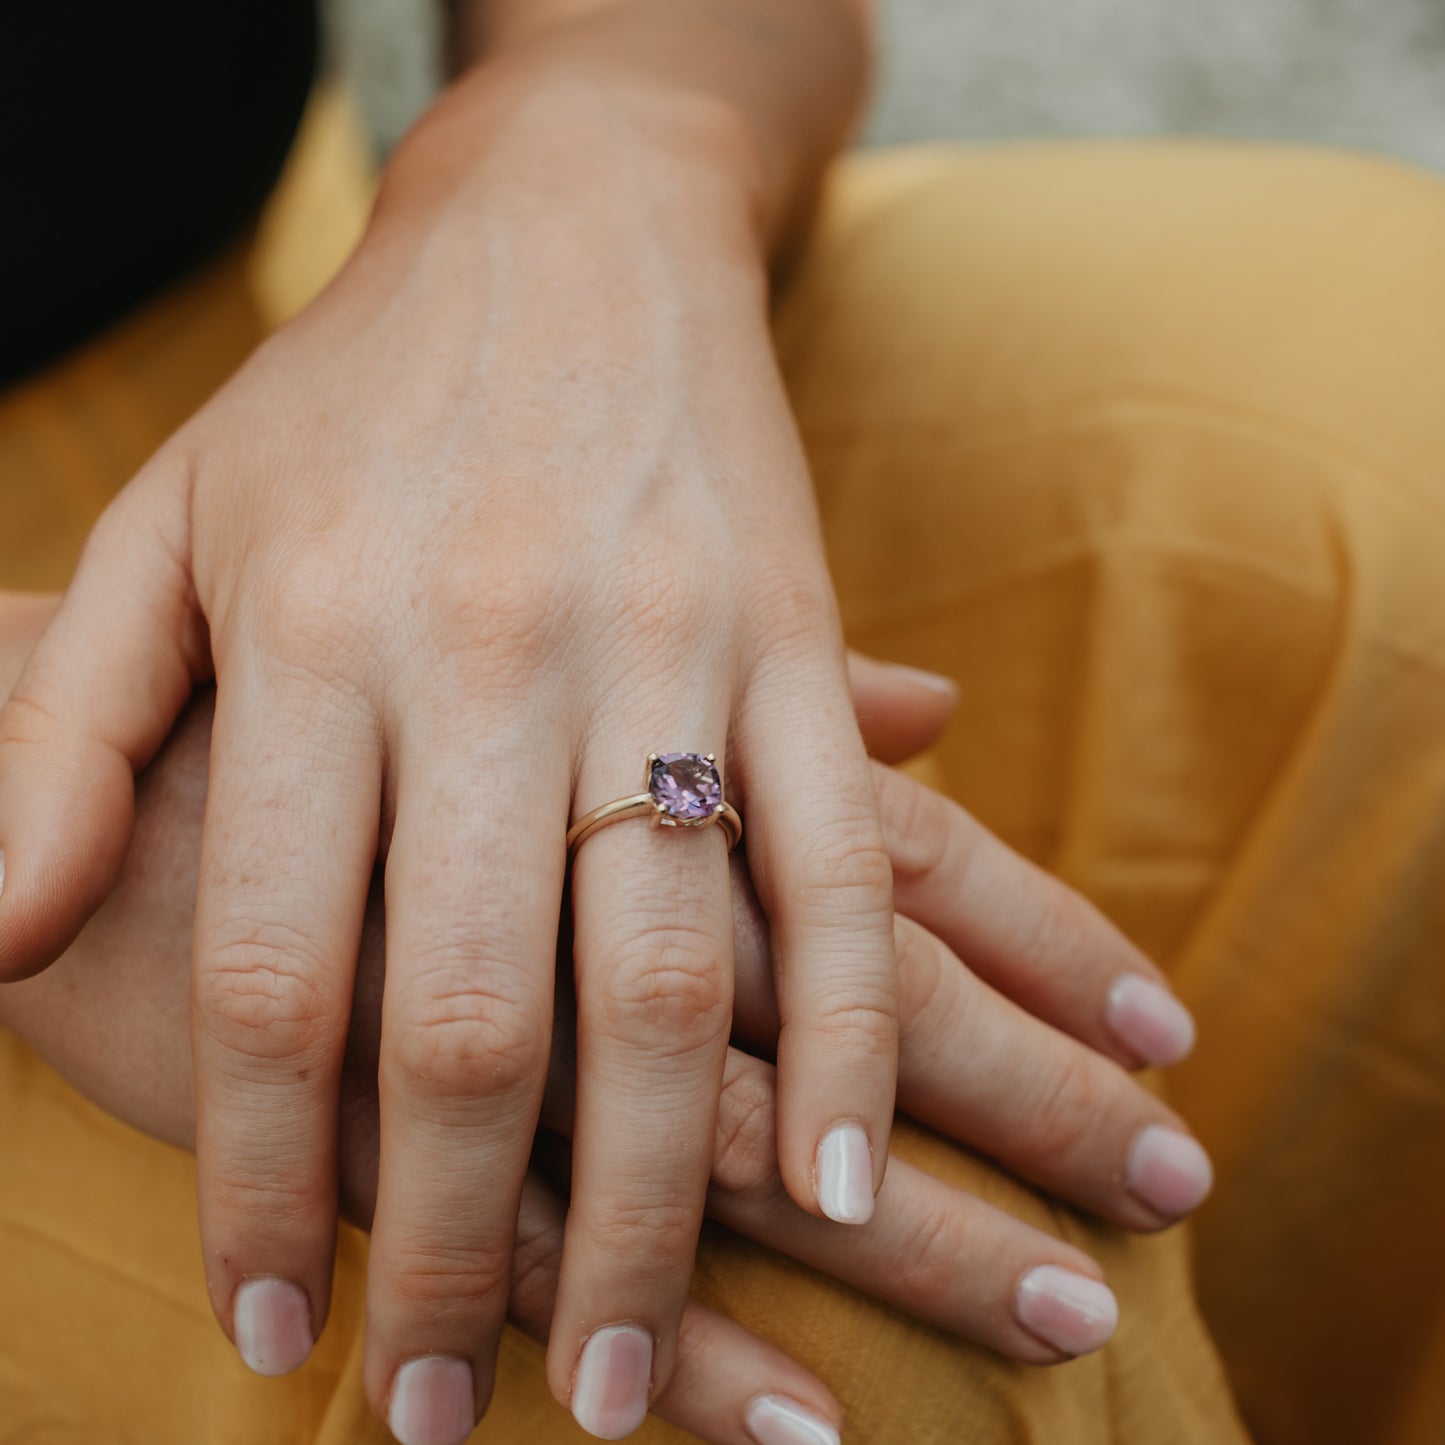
xmin=0 ymin=77 xmax=900 ymax=1437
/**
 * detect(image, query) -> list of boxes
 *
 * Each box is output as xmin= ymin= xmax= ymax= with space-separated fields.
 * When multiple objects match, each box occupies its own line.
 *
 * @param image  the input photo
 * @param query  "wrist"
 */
xmin=376 ymin=55 xmax=771 ymax=291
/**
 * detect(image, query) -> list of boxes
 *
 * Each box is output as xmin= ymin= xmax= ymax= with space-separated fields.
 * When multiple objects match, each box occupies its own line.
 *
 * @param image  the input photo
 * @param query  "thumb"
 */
xmin=0 ymin=459 xmax=207 ymax=978
xmin=846 ymin=650 xmax=959 ymax=764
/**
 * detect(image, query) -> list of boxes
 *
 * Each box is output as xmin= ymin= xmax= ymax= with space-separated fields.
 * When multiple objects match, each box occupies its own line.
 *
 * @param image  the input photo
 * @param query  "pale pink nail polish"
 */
xmin=1127 ymin=1125 xmax=1214 ymax=1218
xmin=571 ymin=1325 xmax=653 ymax=1439
xmin=1015 ymin=1266 xmax=1119 ymax=1356
xmin=388 ymin=1356 xmax=475 ymax=1445
xmin=815 ymin=1123 xmax=875 ymax=1225
xmin=881 ymin=661 xmax=959 ymax=700
xmin=1105 ymin=975 xmax=1197 ymax=1066
xmin=745 ymin=1395 xmax=841 ymax=1445
xmin=232 ymin=1276 xmax=313 ymax=1377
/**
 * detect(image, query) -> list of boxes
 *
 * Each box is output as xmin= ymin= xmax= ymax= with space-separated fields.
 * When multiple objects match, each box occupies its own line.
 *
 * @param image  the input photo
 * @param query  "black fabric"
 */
xmin=1 ymin=1 xmax=318 ymax=386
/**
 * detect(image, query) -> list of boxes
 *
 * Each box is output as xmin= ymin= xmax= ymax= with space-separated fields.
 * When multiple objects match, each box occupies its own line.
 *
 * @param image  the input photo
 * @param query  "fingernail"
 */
xmin=1015 ymin=1265 xmax=1119 ymax=1356
xmin=815 ymin=1122 xmax=875 ymax=1225
xmin=1127 ymin=1125 xmax=1214 ymax=1218
xmin=571 ymin=1324 xmax=653 ymax=1439
xmin=232 ymin=1276 xmax=313 ymax=1376
xmin=746 ymin=1394 xmax=841 ymax=1445
xmin=0 ymin=848 xmax=6 ymax=901
xmin=1105 ymin=975 xmax=1197 ymax=1066
xmin=388 ymin=1356 xmax=475 ymax=1445
xmin=882 ymin=661 xmax=959 ymax=700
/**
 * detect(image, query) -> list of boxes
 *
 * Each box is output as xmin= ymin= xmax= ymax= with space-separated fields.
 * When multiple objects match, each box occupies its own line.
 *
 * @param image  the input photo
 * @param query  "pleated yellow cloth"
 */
xmin=3 ymin=114 xmax=1444 ymax=1445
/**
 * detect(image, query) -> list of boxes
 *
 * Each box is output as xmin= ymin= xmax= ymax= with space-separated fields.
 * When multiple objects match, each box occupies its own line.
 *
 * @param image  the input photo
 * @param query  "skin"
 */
xmin=0 ymin=2 xmax=1200 ymax=1438
xmin=0 ymin=595 xmax=1209 ymax=1444
xmin=0 ymin=5 xmax=893 ymax=1427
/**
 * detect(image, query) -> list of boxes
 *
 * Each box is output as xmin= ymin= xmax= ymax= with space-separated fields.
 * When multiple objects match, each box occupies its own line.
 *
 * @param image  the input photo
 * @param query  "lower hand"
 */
xmin=3 ymin=623 xmax=1208 ymax=1438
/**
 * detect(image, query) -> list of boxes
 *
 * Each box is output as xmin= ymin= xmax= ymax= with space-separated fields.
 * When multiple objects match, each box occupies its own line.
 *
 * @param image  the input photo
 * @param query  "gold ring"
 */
xmin=566 ymin=751 xmax=743 ymax=858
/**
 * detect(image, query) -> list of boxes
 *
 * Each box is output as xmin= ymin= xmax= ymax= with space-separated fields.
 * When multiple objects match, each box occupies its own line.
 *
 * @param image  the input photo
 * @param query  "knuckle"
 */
xmin=587 ymin=1198 xmax=699 ymax=1278
xmin=891 ymin=1203 xmax=965 ymax=1315
xmin=790 ymin=817 xmax=895 ymax=918
xmin=1015 ymin=879 xmax=1098 ymax=976
xmin=1021 ymin=1049 xmax=1110 ymax=1167
xmin=197 ymin=927 xmax=341 ymax=1063
xmin=423 ymin=549 xmax=563 ymax=670
xmin=75 ymin=500 xmax=128 ymax=573
xmin=808 ymin=996 xmax=899 ymax=1064
xmin=872 ymin=764 xmax=957 ymax=884
xmin=80 ymin=465 xmax=176 ymax=563
xmin=711 ymin=1062 xmax=781 ymax=1197
xmin=388 ymin=1239 xmax=513 ymax=1313
xmin=0 ymin=688 xmax=61 ymax=750
xmin=602 ymin=559 xmax=714 ymax=651
xmin=252 ymin=552 xmax=360 ymax=664
xmin=674 ymin=1302 xmax=714 ymax=1374
xmin=508 ymin=1214 xmax=562 ymax=1318
xmin=206 ymin=1166 xmax=327 ymax=1229
xmin=749 ymin=568 xmax=839 ymax=652
xmin=594 ymin=926 xmax=730 ymax=1044
xmin=894 ymin=917 xmax=948 ymax=1037
xmin=391 ymin=975 xmax=548 ymax=1101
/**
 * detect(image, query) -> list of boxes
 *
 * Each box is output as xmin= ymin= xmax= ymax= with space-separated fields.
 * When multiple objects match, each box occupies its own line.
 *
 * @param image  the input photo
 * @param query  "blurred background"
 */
xmin=327 ymin=0 xmax=1445 ymax=170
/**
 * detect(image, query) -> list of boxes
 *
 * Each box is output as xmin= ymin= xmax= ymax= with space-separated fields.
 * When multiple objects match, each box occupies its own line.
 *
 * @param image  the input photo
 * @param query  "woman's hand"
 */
xmin=0 ymin=42 xmax=901 ymax=1433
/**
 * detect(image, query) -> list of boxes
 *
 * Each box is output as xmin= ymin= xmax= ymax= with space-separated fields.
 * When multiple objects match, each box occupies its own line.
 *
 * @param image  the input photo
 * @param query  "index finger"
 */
xmin=192 ymin=660 xmax=381 ymax=1375
xmin=736 ymin=644 xmax=899 ymax=1227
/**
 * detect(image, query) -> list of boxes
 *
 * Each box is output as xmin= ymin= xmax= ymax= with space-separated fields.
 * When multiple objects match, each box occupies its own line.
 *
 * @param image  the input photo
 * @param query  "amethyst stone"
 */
xmin=649 ymin=752 xmax=723 ymax=823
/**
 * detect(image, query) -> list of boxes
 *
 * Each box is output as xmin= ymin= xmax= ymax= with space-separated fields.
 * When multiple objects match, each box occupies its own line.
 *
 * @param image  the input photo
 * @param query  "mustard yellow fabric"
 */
xmin=3 ymin=131 xmax=1445 ymax=1445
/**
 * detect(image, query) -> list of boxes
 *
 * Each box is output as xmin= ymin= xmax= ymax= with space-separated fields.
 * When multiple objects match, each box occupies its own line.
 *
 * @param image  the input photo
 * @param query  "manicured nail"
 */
xmin=746 ymin=1394 xmax=841 ymax=1445
xmin=571 ymin=1325 xmax=653 ymax=1439
xmin=1105 ymin=975 xmax=1196 ymax=1066
xmin=232 ymin=1276 xmax=313 ymax=1376
xmin=882 ymin=661 xmax=959 ymax=700
xmin=388 ymin=1356 xmax=475 ymax=1445
xmin=1015 ymin=1266 xmax=1119 ymax=1356
xmin=0 ymin=848 xmax=6 ymax=901
xmin=1127 ymin=1125 xmax=1214 ymax=1218
xmin=815 ymin=1122 xmax=875 ymax=1225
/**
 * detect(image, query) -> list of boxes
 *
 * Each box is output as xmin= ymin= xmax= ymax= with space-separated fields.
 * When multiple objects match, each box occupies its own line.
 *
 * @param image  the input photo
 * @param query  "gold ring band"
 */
xmin=566 ymin=752 xmax=743 ymax=859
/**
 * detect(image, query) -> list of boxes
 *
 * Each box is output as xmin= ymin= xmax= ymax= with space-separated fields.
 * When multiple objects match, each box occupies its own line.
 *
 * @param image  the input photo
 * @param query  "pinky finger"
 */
xmin=508 ymin=1171 xmax=842 ymax=1445
xmin=870 ymin=762 xmax=1196 ymax=1070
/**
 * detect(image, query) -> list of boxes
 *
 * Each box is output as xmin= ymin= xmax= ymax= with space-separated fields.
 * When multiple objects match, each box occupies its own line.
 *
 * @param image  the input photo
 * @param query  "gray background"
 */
xmin=330 ymin=0 xmax=1445 ymax=170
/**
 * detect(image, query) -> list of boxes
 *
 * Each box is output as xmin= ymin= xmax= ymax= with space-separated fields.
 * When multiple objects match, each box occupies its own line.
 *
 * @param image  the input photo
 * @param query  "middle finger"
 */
xmin=365 ymin=709 xmax=569 ymax=1445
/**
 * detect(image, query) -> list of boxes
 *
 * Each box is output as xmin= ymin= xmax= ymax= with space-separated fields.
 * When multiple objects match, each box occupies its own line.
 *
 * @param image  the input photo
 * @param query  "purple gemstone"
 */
xmin=649 ymin=752 xmax=723 ymax=823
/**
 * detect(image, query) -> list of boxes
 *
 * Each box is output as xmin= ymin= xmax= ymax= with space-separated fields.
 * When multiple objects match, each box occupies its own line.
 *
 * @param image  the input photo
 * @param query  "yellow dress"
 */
xmin=2 ymin=105 xmax=1443 ymax=1443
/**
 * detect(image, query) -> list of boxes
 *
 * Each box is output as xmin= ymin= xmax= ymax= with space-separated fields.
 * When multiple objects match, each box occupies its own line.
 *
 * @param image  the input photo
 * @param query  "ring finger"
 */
xmin=549 ymin=717 xmax=738 ymax=1437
